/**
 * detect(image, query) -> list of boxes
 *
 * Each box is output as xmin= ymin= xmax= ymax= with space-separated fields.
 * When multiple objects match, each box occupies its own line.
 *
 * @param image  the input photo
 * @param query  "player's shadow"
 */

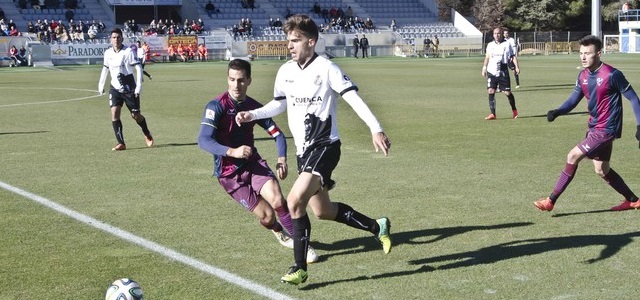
xmin=302 ymin=230 xmax=640 ymax=290
xmin=516 ymin=111 xmax=588 ymax=119
xmin=550 ymin=209 xmax=613 ymax=217
xmin=0 ymin=130 xmax=48 ymax=135
xmin=311 ymin=222 xmax=533 ymax=259
xmin=514 ymin=83 xmax=575 ymax=92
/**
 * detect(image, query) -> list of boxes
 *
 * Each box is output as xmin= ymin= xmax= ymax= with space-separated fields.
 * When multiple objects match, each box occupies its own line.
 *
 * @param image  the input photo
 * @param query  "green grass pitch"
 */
xmin=2 ymin=53 xmax=640 ymax=299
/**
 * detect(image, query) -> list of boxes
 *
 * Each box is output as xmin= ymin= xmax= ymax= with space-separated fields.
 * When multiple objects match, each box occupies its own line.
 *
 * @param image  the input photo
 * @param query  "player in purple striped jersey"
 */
xmin=534 ymin=35 xmax=640 ymax=212
xmin=197 ymin=59 xmax=318 ymax=262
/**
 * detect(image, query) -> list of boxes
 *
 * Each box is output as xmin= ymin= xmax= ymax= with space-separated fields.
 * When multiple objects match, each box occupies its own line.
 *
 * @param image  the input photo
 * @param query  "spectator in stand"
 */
xmin=197 ymin=18 xmax=205 ymax=31
xmin=87 ymin=23 xmax=98 ymax=41
xmin=364 ymin=18 xmax=374 ymax=31
xmin=55 ymin=22 xmax=69 ymax=42
xmin=321 ymin=8 xmax=329 ymax=23
xmin=329 ymin=6 xmax=337 ymax=19
xmin=337 ymin=7 xmax=344 ymax=19
xmin=0 ymin=7 xmax=5 ymax=20
xmin=18 ymin=0 xmax=27 ymax=9
xmin=9 ymin=25 xmax=19 ymax=36
xmin=390 ymin=19 xmax=397 ymax=31
xmin=231 ymin=24 xmax=239 ymax=40
xmin=27 ymin=21 xmax=36 ymax=34
xmin=346 ymin=6 xmax=353 ymax=18
xmin=205 ymin=0 xmax=219 ymax=18
xmin=312 ymin=2 xmax=321 ymax=15
xmin=273 ymin=17 xmax=282 ymax=28
xmin=7 ymin=19 xmax=16 ymax=31
xmin=1 ymin=23 xmax=9 ymax=36
xmin=197 ymin=43 xmax=208 ymax=61
xmin=97 ymin=20 xmax=106 ymax=33
xmin=65 ymin=8 xmax=74 ymax=23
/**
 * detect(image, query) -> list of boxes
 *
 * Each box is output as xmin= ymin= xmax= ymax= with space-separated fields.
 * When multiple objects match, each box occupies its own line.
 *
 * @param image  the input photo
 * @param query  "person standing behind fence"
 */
xmin=360 ymin=34 xmax=369 ymax=58
xmin=481 ymin=27 xmax=520 ymax=120
xmin=503 ymin=29 xmax=520 ymax=88
xmin=352 ymin=34 xmax=359 ymax=58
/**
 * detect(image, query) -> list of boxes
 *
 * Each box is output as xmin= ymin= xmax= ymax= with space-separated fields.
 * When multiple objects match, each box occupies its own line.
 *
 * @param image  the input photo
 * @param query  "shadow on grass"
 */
xmin=303 ymin=226 xmax=640 ymax=290
xmin=310 ymin=222 xmax=533 ymax=260
xmin=550 ymin=209 xmax=613 ymax=217
xmin=515 ymin=111 xmax=588 ymax=119
xmin=512 ymin=83 xmax=575 ymax=92
xmin=0 ymin=130 xmax=48 ymax=135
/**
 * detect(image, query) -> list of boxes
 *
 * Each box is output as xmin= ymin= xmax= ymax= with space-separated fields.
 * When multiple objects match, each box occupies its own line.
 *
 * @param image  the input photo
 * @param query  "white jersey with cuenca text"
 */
xmin=273 ymin=55 xmax=357 ymax=156
xmin=103 ymin=45 xmax=139 ymax=91
xmin=485 ymin=41 xmax=513 ymax=76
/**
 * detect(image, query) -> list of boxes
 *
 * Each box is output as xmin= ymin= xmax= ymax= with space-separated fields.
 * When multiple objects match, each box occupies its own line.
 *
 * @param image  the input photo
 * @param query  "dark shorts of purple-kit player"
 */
xmin=487 ymin=74 xmax=511 ymax=91
xmin=109 ymin=87 xmax=140 ymax=112
xmin=297 ymin=141 xmax=341 ymax=190
xmin=578 ymin=130 xmax=616 ymax=161
xmin=217 ymin=159 xmax=277 ymax=211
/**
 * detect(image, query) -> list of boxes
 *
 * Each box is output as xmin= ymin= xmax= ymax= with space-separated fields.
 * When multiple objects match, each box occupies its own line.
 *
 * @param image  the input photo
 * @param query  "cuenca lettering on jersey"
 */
xmin=50 ymin=44 xmax=110 ymax=59
xmin=293 ymin=96 xmax=323 ymax=105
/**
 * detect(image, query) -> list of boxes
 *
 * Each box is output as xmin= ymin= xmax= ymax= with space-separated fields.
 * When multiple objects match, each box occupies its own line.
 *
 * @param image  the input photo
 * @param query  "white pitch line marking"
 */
xmin=0 ymin=87 xmax=102 ymax=107
xmin=0 ymin=180 xmax=296 ymax=300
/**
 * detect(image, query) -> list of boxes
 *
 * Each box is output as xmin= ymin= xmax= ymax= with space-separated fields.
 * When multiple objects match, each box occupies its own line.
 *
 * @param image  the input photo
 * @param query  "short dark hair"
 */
xmin=228 ymin=59 xmax=251 ymax=78
xmin=283 ymin=14 xmax=319 ymax=41
xmin=110 ymin=27 xmax=123 ymax=36
xmin=579 ymin=35 xmax=603 ymax=52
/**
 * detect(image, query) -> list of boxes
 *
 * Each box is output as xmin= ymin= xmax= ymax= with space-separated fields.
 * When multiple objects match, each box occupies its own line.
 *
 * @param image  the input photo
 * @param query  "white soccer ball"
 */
xmin=105 ymin=278 xmax=143 ymax=300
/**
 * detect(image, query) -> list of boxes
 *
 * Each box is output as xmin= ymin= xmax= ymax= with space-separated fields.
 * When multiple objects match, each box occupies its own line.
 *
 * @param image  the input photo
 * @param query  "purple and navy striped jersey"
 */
xmin=198 ymin=91 xmax=286 ymax=177
xmin=558 ymin=63 xmax=633 ymax=138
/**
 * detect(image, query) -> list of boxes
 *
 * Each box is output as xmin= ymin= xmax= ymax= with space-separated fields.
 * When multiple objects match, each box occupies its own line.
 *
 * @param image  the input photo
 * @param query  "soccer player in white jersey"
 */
xmin=235 ymin=14 xmax=392 ymax=285
xmin=481 ymin=26 xmax=520 ymax=120
xmin=503 ymin=28 xmax=520 ymax=88
xmin=98 ymin=28 xmax=154 ymax=151
xmin=132 ymin=41 xmax=152 ymax=80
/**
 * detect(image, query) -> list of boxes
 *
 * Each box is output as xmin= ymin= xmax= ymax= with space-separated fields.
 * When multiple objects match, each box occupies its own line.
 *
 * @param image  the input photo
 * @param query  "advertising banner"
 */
xmin=50 ymin=43 xmax=111 ymax=59
xmin=247 ymin=41 xmax=288 ymax=56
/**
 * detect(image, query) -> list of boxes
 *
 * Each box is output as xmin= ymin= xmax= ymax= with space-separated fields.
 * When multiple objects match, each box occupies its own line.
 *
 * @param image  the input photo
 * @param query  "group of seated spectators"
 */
xmin=1 ymin=19 xmax=21 ymax=36
xmin=310 ymin=2 xmax=376 ymax=34
xmin=319 ymin=16 xmax=374 ymax=34
xmin=230 ymin=17 xmax=253 ymax=40
xmin=139 ymin=18 xmax=206 ymax=36
xmin=17 ymin=0 xmax=79 ymax=10
xmin=166 ymin=43 xmax=208 ymax=62
xmin=25 ymin=18 xmax=105 ymax=43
